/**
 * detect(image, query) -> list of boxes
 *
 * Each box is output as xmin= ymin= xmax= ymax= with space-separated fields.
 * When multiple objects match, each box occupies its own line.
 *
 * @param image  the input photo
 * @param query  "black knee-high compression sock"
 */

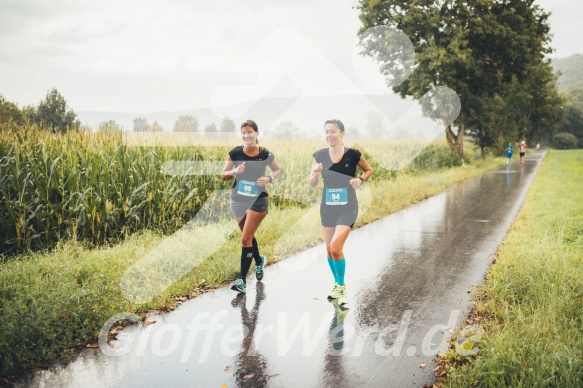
xmin=252 ymin=237 xmax=261 ymax=264
xmin=240 ymin=246 xmax=254 ymax=281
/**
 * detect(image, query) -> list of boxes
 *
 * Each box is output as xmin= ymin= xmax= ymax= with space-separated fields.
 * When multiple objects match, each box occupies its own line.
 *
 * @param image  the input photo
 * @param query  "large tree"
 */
xmin=0 ymin=94 xmax=24 ymax=125
xmin=36 ymin=88 xmax=79 ymax=133
xmin=358 ymin=0 xmax=554 ymax=157
xmin=555 ymin=99 xmax=583 ymax=147
xmin=511 ymin=60 xmax=563 ymax=145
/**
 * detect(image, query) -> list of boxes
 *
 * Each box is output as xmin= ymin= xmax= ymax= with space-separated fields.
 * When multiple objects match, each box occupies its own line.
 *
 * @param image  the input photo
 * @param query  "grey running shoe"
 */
xmin=231 ymin=278 xmax=246 ymax=293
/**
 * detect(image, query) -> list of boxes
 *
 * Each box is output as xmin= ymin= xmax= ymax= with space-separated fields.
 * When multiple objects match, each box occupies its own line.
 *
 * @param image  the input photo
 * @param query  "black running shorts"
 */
xmin=230 ymin=196 xmax=269 ymax=218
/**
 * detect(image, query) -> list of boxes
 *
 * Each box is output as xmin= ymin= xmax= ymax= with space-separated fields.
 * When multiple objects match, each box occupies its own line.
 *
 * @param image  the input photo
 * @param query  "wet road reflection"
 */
xmin=14 ymin=153 xmax=544 ymax=388
xmin=321 ymin=300 xmax=349 ymax=388
xmin=230 ymin=283 xmax=270 ymax=387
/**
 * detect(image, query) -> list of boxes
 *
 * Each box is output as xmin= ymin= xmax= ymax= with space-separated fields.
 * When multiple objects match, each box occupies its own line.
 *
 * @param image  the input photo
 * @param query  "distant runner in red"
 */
xmin=519 ymin=141 xmax=527 ymax=166
xmin=309 ymin=119 xmax=373 ymax=307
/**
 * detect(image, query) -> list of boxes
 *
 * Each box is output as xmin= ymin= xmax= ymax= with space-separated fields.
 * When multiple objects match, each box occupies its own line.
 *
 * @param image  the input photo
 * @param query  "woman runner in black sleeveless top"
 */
xmin=221 ymin=120 xmax=280 ymax=293
xmin=309 ymin=119 xmax=373 ymax=306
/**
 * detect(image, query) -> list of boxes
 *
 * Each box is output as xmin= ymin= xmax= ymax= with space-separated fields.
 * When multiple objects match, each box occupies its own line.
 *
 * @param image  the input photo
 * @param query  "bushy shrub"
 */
xmin=553 ymin=132 xmax=579 ymax=149
xmin=407 ymin=143 xmax=465 ymax=172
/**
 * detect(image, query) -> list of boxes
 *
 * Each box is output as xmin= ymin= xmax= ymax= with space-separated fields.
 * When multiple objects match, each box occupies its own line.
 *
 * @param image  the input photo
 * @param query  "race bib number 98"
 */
xmin=325 ymin=188 xmax=348 ymax=205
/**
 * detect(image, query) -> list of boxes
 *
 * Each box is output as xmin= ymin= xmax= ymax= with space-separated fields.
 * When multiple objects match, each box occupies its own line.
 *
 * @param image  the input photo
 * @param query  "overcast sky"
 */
xmin=0 ymin=0 xmax=581 ymax=116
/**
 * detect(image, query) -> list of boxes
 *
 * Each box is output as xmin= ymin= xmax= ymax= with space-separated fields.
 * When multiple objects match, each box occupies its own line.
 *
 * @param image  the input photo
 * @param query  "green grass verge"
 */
xmin=0 ymin=156 xmax=503 ymax=377
xmin=438 ymin=150 xmax=583 ymax=387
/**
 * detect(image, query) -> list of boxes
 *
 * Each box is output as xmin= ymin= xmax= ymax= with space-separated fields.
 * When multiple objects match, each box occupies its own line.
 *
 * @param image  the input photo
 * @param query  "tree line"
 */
xmin=0 ymin=90 xmax=238 ymax=135
xmin=130 ymin=115 xmax=236 ymax=133
xmin=552 ymin=55 xmax=583 ymax=149
xmin=358 ymin=0 xmax=580 ymax=155
xmin=0 ymin=88 xmax=80 ymax=133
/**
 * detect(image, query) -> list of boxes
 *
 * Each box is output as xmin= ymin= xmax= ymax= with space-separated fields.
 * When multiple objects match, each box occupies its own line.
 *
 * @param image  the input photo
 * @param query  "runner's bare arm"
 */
xmin=256 ymin=159 xmax=281 ymax=186
xmin=221 ymin=158 xmax=245 ymax=180
xmin=309 ymin=157 xmax=323 ymax=187
xmin=357 ymin=156 xmax=373 ymax=182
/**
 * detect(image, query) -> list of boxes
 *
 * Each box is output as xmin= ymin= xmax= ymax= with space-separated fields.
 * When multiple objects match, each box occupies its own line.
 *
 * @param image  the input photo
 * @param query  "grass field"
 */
xmin=438 ymin=149 xmax=583 ymax=387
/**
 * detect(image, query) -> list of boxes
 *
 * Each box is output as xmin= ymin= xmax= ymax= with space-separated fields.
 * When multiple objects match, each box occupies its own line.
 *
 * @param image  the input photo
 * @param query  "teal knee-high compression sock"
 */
xmin=333 ymin=258 xmax=346 ymax=285
xmin=327 ymin=258 xmax=337 ymax=282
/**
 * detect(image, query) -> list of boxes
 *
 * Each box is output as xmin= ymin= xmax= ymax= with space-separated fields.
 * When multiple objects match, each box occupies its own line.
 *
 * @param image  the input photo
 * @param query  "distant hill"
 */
xmin=553 ymin=54 xmax=583 ymax=91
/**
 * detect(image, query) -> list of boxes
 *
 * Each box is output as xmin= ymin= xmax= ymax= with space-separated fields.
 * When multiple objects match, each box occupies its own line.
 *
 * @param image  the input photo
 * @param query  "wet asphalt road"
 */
xmin=14 ymin=152 xmax=544 ymax=388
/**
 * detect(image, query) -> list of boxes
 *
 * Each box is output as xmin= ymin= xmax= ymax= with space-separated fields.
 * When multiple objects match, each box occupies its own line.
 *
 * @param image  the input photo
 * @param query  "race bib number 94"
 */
xmin=325 ymin=188 xmax=348 ymax=205
xmin=238 ymin=180 xmax=259 ymax=197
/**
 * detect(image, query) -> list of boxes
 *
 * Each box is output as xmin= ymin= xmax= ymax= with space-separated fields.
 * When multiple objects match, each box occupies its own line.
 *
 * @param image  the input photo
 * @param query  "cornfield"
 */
xmin=0 ymin=124 xmax=461 ymax=255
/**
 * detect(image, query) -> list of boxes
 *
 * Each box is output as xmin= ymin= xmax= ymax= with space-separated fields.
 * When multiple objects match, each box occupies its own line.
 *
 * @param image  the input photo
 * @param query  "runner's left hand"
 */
xmin=257 ymin=176 xmax=270 ymax=186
